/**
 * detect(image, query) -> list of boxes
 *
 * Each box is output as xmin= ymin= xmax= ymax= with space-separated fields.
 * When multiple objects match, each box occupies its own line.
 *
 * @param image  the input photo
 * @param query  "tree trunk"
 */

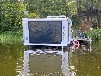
xmin=96 ymin=0 xmax=100 ymax=28
xmin=90 ymin=0 xmax=93 ymax=22
xmin=77 ymin=0 xmax=81 ymax=20
xmin=86 ymin=0 xmax=89 ymax=21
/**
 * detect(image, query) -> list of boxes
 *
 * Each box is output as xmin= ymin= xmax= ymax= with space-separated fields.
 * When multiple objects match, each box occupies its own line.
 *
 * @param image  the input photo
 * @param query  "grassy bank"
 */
xmin=0 ymin=31 xmax=23 ymax=45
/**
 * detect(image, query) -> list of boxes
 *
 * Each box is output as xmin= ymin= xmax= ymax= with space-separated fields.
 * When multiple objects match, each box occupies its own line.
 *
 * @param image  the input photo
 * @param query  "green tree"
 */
xmin=0 ymin=1 xmax=26 ymax=32
xmin=0 ymin=0 xmax=38 ymax=32
xmin=68 ymin=0 xmax=77 ymax=17
xmin=76 ymin=0 xmax=101 ymax=28
xmin=28 ymin=0 xmax=69 ymax=17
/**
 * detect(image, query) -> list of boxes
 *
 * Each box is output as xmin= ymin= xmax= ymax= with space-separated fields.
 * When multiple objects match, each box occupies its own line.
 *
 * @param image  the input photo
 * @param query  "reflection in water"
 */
xmin=61 ymin=51 xmax=75 ymax=76
xmin=22 ymin=50 xmax=75 ymax=76
xmin=22 ymin=51 xmax=30 ymax=76
xmin=71 ymin=44 xmax=92 ymax=55
xmin=61 ymin=52 xmax=69 ymax=76
xmin=0 ymin=45 xmax=23 ymax=76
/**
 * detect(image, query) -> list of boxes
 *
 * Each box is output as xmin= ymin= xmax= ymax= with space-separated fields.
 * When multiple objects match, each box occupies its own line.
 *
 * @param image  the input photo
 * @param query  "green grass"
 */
xmin=0 ymin=31 xmax=23 ymax=45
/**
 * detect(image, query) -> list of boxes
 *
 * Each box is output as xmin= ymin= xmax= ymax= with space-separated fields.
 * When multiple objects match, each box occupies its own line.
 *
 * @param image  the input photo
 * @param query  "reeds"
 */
xmin=0 ymin=31 xmax=23 ymax=45
xmin=91 ymin=29 xmax=101 ymax=42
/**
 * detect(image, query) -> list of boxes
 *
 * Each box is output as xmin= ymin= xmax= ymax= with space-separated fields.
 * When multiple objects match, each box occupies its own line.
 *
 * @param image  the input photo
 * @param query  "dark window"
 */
xmin=28 ymin=21 xmax=62 ymax=44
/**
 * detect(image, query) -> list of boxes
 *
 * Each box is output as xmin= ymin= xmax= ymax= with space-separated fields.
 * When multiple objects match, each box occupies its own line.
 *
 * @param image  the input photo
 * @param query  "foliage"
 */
xmin=27 ymin=13 xmax=39 ymax=18
xmin=68 ymin=0 xmax=81 ymax=25
xmin=28 ymin=0 xmax=69 ymax=17
xmin=68 ymin=0 xmax=77 ymax=17
xmin=0 ymin=1 xmax=39 ymax=32
xmin=77 ymin=0 xmax=101 ymax=28
xmin=71 ymin=14 xmax=81 ymax=26
xmin=0 ymin=0 xmax=79 ymax=33
xmin=0 ymin=1 xmax=25 ymax=32
xmin=91 ymin=29 xmax=101 ymax=41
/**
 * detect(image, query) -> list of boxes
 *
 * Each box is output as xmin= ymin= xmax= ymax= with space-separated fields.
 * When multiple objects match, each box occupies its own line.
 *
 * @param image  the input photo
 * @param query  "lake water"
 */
xmin=0 ymin=43 xmax=101 ymax=76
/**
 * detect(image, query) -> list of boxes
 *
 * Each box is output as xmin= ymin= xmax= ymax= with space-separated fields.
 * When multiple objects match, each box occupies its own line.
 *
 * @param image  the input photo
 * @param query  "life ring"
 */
xmin=73 ymin=40 xmax=80 ymax=48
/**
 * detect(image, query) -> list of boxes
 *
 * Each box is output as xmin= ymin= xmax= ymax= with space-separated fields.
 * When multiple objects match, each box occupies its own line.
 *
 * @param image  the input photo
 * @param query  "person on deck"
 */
xmin=77 ymin=24 xmax=87 ymax=38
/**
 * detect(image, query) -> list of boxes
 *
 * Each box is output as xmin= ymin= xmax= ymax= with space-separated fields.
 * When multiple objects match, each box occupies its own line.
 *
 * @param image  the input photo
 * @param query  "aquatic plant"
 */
xmin=92 ymin=29 xmax=101 ymax=41
xmin=89 ymin=29 xmax=101 ymax=42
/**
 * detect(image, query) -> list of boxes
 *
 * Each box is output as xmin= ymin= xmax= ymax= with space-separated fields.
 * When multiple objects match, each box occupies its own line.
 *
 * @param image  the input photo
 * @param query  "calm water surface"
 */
xmin=0 ymin=43 xmax=101 ymax=76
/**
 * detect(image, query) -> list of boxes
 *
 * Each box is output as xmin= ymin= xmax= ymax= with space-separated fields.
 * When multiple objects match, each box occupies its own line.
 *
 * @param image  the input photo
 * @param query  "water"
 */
xmin=0 ymin=44 xmax=101 ymax=76
xmin=22 ymin=50 xmax=73 ymax=76
xmin=0 ymin=44 xmax=23 ymax=76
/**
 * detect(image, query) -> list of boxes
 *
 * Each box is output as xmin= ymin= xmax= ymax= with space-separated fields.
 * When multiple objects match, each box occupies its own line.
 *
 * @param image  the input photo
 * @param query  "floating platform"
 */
xmin=73 ymin=36 xmax=92 ymax=45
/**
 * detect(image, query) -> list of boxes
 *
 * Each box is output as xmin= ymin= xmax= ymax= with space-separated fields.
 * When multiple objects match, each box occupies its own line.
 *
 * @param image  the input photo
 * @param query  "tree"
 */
xmin=0 ymin=1 xmax=26 ymax=32
xmin=0 ymin=0 xmax=38 ymax=32
xmin=68 ymin=0 xmax=77 ymax=17
xmin=76 ymin=0 xmax=101 ymax=28
xmin=27 ymin=0 xmax=69 ymax=17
